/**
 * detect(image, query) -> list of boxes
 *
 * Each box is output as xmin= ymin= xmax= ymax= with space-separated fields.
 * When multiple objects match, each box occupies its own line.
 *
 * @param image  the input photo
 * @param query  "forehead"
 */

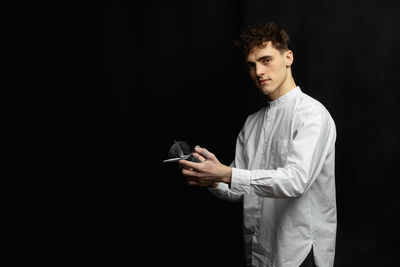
xmin=246 ymin=42 xmax=280 ymax=61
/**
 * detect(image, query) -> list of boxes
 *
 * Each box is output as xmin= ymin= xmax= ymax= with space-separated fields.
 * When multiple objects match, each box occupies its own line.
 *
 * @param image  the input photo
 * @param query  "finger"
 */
xmin=194 ymin=146 xmax=215 ymax=160
xmin=192 ymin=152 xmax=206 ymax=162
xmin=186 ymin=180 xmax=208 ymax=187
xmin=179 ymin=159 xmax=200 ymax=170
xmin=186 ymin=180 xmax=200 ymax=186
xmin=186 ymin=178 xmax=211 ymax=187
xmin=210 ymin=182 xmax=219 ymax=188
xmin=185 ymin=176 xmax=202 ymax=186
xmin=181 ymin=168 xmax=199 ymax=177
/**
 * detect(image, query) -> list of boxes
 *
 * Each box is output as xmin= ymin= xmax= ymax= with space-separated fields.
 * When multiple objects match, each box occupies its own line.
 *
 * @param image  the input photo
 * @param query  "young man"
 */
xmin=179 ymin=22 xmax=337 ymax=267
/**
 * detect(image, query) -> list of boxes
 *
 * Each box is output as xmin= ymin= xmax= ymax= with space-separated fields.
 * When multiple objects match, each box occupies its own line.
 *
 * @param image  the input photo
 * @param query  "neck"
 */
xmin=268 ymin=70 xmax=296 ymax=101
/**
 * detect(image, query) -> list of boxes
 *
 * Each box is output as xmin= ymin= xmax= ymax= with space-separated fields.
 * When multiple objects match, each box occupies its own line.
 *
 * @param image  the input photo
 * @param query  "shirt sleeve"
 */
xmin=230 ymin=107 xmax=336 ymax=198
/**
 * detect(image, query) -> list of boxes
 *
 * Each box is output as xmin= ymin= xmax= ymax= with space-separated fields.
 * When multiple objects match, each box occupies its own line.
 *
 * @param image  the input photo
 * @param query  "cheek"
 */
xmin=271 ymin=63 xmax=285 ymax=77
xmin=249 ymin=71 xmax=257 ymax=80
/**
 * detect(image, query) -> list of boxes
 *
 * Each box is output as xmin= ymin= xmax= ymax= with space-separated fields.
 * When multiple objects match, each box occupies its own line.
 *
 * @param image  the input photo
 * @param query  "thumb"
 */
xmin=194 ymin=146 xmax=216 ymax=161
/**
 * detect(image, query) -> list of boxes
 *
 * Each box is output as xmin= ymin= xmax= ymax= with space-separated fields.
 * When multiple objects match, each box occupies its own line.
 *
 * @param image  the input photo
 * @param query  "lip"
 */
xmin=259 ymin=78 xmax=271 ymax=84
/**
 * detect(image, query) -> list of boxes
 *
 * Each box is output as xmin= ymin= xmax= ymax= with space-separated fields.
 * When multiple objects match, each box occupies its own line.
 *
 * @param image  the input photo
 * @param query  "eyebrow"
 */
xmin=246 ymin=55 xmax=273 ymax=64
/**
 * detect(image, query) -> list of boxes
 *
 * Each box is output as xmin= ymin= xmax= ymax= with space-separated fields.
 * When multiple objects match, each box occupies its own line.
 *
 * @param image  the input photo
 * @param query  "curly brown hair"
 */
xmin=234 ymin=22 xmax=290 ymax=57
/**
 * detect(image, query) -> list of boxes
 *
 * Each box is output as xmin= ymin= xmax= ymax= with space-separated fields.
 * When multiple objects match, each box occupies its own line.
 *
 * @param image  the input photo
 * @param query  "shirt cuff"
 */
xmin=230 ymin=168 xmax=251 ymax=194
xmin=208 ymin=181 xmax=229 ymax=191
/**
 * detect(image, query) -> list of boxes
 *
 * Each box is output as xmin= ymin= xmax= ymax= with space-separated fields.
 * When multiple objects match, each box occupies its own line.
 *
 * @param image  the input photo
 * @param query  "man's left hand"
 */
xmin=179 ymin=146 xmax=232 ymax=186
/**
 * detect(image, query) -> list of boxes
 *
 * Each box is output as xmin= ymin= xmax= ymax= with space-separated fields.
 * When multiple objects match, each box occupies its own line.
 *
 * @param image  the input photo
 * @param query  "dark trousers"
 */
xmin=299 ymin=247 xmax=316 ymax=267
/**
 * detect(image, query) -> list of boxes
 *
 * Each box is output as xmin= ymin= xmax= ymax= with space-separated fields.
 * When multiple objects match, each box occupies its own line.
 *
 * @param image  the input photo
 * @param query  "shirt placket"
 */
xmin=252 ymin=106 xmax=275 ymax=261
xmin=262 ymin=106 xmax=274 ymax=169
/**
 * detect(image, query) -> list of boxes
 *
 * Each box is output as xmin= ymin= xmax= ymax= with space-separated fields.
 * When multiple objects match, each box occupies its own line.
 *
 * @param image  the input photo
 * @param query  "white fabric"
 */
xmin=209 ymin=87 xmax=337 ymax=267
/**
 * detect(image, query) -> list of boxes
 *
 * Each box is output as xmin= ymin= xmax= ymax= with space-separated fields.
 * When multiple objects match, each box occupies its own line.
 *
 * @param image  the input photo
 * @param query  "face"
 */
xmin=246 ymin=42 xmax=293 ymax=100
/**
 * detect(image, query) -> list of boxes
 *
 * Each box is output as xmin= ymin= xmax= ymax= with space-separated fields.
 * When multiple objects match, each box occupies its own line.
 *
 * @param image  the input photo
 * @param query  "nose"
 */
xmin=255 ymin=63 xmax=265 ymax=77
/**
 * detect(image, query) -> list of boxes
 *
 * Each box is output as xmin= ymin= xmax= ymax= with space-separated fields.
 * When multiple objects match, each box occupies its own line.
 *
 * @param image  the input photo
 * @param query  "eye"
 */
xmin=245 ymin=62 xmax=255 ymax=70
xmin=263 ymin=58 xmax=271 ymax=63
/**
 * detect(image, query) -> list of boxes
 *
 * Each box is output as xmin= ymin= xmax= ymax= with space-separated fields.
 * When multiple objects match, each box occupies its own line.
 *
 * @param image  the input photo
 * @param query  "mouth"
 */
xmin=259 ymin=78 xmax=271 ymax=84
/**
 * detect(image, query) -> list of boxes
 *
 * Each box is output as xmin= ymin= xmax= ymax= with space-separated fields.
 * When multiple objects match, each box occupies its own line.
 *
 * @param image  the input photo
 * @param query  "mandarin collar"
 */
xmin=268 ymin=86 xmax=301 ymax=107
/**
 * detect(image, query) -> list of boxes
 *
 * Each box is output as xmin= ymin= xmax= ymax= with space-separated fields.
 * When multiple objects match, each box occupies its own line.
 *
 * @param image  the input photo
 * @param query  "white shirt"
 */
xmin=209 ymin=87 xmax=337 ymax=267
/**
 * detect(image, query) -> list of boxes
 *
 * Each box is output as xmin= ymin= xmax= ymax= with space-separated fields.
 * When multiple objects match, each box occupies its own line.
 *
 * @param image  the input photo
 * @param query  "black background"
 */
xmin=74 ymin=0 xmax=400 ymax=266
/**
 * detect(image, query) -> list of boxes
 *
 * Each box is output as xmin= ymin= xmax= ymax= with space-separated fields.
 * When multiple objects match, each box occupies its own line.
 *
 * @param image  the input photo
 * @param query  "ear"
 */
xmin=284 ymin=50 xmax=294 ymax=67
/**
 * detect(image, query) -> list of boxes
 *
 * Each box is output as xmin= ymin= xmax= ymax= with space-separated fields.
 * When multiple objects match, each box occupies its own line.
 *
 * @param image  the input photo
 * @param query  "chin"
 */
xmin=259 ymin=86 xmax=275 ymax=95
xmin=260 ymin=90 xmax=271 ymax=96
